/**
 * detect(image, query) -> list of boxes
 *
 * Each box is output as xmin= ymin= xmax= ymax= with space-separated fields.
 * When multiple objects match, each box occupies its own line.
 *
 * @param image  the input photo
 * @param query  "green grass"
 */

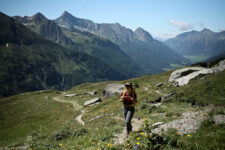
xmin=177 ymin=119 xmax=225 ymax=150
xmin=0 ymin=90 xmax=80 ymax=146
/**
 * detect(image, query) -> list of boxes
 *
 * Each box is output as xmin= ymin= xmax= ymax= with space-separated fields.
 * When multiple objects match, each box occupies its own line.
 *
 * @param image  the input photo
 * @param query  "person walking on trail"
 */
xmin=120 ymin=82 xmax=137 ymax=137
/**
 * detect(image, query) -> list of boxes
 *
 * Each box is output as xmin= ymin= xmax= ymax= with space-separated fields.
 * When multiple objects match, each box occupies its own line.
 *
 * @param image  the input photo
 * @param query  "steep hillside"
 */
xmin=165 ymin=28 xmax=225 ymax=63
xmin=62 ymin=28 xmax=145 ymax=77
xmin=55 ymin=11 xmax=189 ymax=74
xmin=0 ymin=12 xmax=126 ymax=97
xmin=14 ymin=13 xmax=144 ymax=78
xmin=1 ymin=59 xmax=224 ymax=149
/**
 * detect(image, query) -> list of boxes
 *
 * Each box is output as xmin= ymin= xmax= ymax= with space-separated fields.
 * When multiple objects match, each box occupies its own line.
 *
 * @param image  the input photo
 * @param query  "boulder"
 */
xmin=155 ymin=83 xmax=163 ymax=87
xmin=152 ymin=122 xmax=164 ymax=128
xmin=169 ymin=67 xmax=205 ymax=82
xmin=169 ymin=59 xmax=225 ymax=86
xmin=84 ymin=90 xmax=98 ymax=95
xmin=65 ymin=93 xmax=78 ymax=97
xmin=84 ymin=97 xmax=102 ymax=107
xmin=213 ymin=115 xmax=225 ymax=125
xmin=103 ymin=84 xmax=124 ymax=98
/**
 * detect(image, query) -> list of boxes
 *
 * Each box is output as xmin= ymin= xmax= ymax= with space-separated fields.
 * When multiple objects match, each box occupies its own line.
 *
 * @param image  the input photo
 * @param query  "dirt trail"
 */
xmin=75 ymin=110 xmax=85 ymax=125
xmin=53 ymin=96 xmax=82 ymax=110
xmin=155 ymin=90 xmax=166 ymax=96
xmin=53 ymin=96 xmax=85 ymax=125
xmin=112 ymin=118 xmax=143 ymax=144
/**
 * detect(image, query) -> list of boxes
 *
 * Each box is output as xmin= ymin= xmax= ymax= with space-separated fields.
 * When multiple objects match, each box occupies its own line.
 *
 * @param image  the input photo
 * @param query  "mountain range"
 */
xmin=0 ymin=12 xmax=130 ymax=97
xmin=165 ymin=28 xmax=225 ymax=63
xmin=55 ymin=11 xmax=189 ymax=73
xmin=13 ymin=12 xmax=144 ymax=78
xmin=2 ymin=11 xmax=224 ymax=97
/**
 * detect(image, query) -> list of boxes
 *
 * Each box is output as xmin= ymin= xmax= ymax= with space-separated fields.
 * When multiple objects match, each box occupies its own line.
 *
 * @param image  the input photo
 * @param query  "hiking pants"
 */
xmin=123 ymin=107 xmax=135 ymax=133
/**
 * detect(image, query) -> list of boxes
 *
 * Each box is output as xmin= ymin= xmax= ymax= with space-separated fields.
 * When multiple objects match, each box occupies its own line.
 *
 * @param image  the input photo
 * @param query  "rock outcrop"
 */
xmin=213 ymin=115 xmax=225 ymax=125
xmin=84 ymin=90 xmax=98 ymax=95
xmin=169 ymin=59 xmax=225 ymax=86
xmin=65 ymin=93 xmax=78 ymax=97
xmin=102 ymin=84 xmax=124 ymax=98
xmin=155 ymin=83 xmax=163 ymax=87
xmin=151 ymin=106 xmax=213 ymax=135
xmin=84 ymin=97 xmax=102 ymax=107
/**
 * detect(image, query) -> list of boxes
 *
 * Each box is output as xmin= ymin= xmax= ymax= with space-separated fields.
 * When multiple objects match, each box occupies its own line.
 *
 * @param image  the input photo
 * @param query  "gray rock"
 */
xmin=152 ymin=122 xmax=164 ymax=128
xmin=65 ymin=93 xmax=77 ymax=97
xmin=213 ymin=115 xmax=225 ymax=125
xmin=169 ymin=59 xmax=225 ymax=86
xmin=87 ymin=114 xmax=104 ymax=122
xmin=169 ymin=67 xmax=205 ymax=82
xmin=84 ymin=97 xmax=102 ymax=107
xmin=155 ymin=83 xmax=163 ymax=87
xmin=151 ymin=109 xmax=212 ymax=135
xmin=103 ymin=84 xmax=124 ymax=98
xmin=85 ymin=90 xmax=98 ymax=95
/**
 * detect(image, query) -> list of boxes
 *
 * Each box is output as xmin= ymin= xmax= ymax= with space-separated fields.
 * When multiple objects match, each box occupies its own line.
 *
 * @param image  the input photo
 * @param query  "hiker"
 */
xmin=120 ymin=82 xmax=137 ymax=136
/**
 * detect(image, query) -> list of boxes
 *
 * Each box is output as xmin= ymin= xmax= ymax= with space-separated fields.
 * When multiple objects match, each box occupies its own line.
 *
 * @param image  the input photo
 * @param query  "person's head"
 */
xmin=125 ymin=82 xmax=133 ymax=93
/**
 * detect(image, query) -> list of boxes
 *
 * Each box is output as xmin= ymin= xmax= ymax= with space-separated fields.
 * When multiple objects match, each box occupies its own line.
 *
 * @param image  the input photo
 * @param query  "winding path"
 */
xmin=112 ymin=118 xmax=143 ymax=144
xmin=75 ymin=110 xmax=85 ymax=125
xmin=53 ymin=96 xmax=82 ymax=110
xmin=53 ymin=96 xmax=85 ymax=125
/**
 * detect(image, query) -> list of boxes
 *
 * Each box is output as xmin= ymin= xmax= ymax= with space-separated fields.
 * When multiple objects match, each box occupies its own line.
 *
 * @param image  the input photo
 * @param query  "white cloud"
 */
xmin=168 ymin=19 xmax=193 ymax=31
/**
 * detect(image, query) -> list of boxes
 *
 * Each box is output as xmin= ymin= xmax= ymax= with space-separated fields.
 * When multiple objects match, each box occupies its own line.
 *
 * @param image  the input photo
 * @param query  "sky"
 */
xmin=1 ymin=0 xmax=225 ymax=40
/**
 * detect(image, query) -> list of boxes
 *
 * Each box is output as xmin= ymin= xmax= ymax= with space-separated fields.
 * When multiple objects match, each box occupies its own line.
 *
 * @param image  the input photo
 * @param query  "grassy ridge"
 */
xmin=0 ymin=64 xmax=225 ymax=149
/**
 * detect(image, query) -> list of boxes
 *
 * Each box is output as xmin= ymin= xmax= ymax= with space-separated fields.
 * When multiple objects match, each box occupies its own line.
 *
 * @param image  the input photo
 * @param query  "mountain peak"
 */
xmin=61 ymin=11 xmax=74 ymax=18
xmin=201 ymin=28 xmax=212 ymax=33
xmin=30 ymin=12 xmax=47 ymax=23
xmin=32 ymin=12 xmax=46 ymax=19
xmin=135 ymin=27 xmax=145 ymax=32
xmin=134 ymin=27 xmax=153 ymax=42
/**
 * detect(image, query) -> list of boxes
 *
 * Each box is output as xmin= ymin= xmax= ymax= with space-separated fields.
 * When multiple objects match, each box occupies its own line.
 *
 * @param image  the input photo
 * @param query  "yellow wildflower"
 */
xmin=135 ymin=130 xmax=138 ymax=133
xmin=136 ymin=142 xmax=140 ymax=145
xmin=141 ymin=132 xmax=144 ymax=135
xmin=107 ymin=143 xmax=112 ymax=147
xmin=136 ymin=137 xmax=140 ymax=140
xmin=127 ymin=143 xmax=130 ymax=146
xmin=187 ymin=134 xmax=191 ymax=137
xmin=97 ymin=148 xmax=100 ymax=150
xmin=59 ymin=143 xmax=63 ymax=147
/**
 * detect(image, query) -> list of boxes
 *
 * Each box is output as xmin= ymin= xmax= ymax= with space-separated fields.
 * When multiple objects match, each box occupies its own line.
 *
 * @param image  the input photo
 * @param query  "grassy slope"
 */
xmin=0 ymin=63 xmax=225 ymax=149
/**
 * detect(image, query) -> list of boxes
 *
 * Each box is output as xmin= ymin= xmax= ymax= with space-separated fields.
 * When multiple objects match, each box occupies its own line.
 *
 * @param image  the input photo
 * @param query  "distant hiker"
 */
xmin=120 ymin=82 xmax=137 ymax=136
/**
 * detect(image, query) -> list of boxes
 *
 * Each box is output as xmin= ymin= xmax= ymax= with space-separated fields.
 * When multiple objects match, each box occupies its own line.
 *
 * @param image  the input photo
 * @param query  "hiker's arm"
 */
xmin=120 ymin=96 xmax=124 ymax=102
xmin=120 ymin=93 xmax=124 ymax=102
